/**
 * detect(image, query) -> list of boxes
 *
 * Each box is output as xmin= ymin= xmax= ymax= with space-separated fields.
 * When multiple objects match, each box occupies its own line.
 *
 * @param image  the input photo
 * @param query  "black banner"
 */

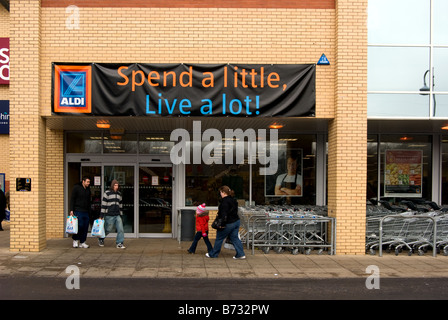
xmin=52 ymin=63 xmax=315 ymax=117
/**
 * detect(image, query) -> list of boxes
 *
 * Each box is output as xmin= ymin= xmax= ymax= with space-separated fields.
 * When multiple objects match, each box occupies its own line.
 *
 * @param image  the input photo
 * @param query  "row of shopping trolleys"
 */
xmin=366 ymin=206 xmax=448 ymax=256
xmin=238 ymin=206 xmax=335 ymax=255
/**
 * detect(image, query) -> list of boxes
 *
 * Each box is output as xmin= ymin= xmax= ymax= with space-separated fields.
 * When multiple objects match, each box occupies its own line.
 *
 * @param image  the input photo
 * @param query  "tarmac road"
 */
xmin=2 ymin=276 xmax=448 ymax=300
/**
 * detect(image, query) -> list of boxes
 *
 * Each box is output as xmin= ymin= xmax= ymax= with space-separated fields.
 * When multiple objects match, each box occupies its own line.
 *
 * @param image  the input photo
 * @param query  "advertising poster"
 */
xmin=384 ymin=150 xmax=422 ymax=197
xmin=265 ymin=148 xmax=303 ymax=197
xmin=52 ymin=63 xmax=316 ymax=118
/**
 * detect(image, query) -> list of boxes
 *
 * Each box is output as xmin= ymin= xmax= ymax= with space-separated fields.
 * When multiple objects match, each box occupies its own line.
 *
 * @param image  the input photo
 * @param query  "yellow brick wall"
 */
xmin=7 ymin=2 xmax=368 ymax=253
xmin=9 ymin=0 xmax=47 ymax=252
xmin=37 ymin=6 xmax=337 ymax=244
xmin=39 ymin=7 xmax=335 ymax=118
xmin=46 ymin=128 xmax=64 ymax=238
xmin=327 ymin=0 xmax=367 ymax=254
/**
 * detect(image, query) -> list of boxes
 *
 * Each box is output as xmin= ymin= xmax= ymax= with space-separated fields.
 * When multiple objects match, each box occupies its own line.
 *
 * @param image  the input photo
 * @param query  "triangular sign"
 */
xmin=317 ymin=53 xmax=330 ymax=65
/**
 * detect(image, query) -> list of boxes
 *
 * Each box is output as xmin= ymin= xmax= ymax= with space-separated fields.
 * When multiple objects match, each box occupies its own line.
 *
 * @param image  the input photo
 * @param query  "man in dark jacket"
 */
xmin=69 ymin=176 xmax=91 ymax=248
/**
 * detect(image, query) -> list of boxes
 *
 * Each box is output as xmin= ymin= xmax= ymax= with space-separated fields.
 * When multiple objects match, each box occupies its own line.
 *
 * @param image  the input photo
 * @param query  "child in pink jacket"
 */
xmin=187 ymin=203 xmax=213 ymax=254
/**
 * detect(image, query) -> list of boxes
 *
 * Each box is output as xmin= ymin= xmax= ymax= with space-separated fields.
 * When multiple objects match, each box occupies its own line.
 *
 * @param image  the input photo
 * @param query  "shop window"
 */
xmin=66 ymin=132 xmax=103 ymax=153
xmin=378 ymin=135 xmax=432 ymax=202
xmin=103 ymin=133 xmax=137 ymax=153
xmin=441 ymin=136 xmax=448 ymax=205
xmin=367 ymin=134 xmax=379 ymax=203
xmin=184 ymin=134 xmax=317 ymax=206
xmin=139 ymin=134 xmax=174 ymax=154
xmin=253 ymin=135 xmax=316 ymax=206
xmin=185 ymin=138 xmax=250 ymax=206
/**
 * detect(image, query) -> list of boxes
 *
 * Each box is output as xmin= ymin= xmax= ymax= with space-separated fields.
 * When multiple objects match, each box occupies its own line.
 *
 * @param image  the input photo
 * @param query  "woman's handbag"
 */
xmin=211 ymin=216 xmax=225 ymax=229
xmin=65 ymin=216 xmax=78 ymax=234
xmin=91 ymin=218 xmax=105 ymax=238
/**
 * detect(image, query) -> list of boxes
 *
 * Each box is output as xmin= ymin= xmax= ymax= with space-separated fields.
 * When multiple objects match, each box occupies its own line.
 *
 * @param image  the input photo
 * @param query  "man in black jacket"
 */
xmin=69 ymin=176 xmax=91 ymax=248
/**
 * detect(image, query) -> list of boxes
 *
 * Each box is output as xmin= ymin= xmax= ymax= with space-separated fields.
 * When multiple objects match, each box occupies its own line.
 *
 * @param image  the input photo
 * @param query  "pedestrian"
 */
xmin=0 ymin=188 xmax=6 ymax=231
xmin=206 ymin=186 xmax=245 ymax=259
xmin=98 ymin=179 xmax=125 ymax=249
xmin=69 ymin=176 xmax=91 ymax=248
xmin=187 ymin=203 xmax=213 ymax=254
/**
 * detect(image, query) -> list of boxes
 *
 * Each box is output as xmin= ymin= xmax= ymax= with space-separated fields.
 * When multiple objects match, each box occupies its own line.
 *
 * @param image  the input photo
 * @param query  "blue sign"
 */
xmin=0 ymin=100 xmax=9 ymax=134
xmin=317 ymin=53 xmax=330 ymax=65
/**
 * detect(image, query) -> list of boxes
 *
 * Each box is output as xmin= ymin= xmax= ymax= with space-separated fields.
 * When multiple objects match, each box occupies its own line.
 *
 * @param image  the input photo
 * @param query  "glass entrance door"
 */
xmin=104 ymin=165 xmax=135 ymax=234
xmin=81 ymin=165 xmax=102 ymax=229
xmin=138 ymin=165 xmax=173 ymax=236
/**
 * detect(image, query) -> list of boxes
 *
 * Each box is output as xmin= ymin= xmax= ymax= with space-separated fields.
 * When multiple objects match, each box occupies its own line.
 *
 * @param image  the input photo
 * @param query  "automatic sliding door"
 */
xmin=138 ymin=165 xmax=173 ymax=235
xmin=104 ymin=165 xmax=135 ymax=234
xmin=80 ymin=165 xmax=102 ymax=229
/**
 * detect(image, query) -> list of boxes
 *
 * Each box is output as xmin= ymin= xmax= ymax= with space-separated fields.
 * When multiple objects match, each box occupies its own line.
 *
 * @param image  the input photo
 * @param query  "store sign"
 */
xmin=0 ymin=38 xmax=9 ymax=85
xmin=384 ymin=150 xmax=422 ymax=198
xmin=52 ymin=63 xmax=315 ymax=117
xmin=0 ymin=100 xmax=9 ymax=134
xmin=53 ymin=64 xmax=92 ymax=113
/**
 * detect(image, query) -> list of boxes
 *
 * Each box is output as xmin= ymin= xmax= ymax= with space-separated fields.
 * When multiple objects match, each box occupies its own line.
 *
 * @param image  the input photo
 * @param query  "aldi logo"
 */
xmin=53 ymin=64 xmax=91 ymax=113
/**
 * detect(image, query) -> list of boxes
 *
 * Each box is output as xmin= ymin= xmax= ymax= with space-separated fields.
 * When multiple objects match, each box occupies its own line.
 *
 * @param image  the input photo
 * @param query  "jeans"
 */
xmin=72 ymin=211 xmax=89 ymax=243
xmin=208 ymin=220 xmax=245 ymax=258
xmin=100 ymin=215 xmax=125 ymax=244
xmin=188 ymin=231 xmax=213 ymax=253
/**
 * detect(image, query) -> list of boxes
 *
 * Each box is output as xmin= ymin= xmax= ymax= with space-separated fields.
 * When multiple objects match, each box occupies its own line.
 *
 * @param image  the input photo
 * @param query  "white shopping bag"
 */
xmin=91 ymin=218 xmax=105 ymax=238
xmin=66 ymin=216 xmax=78 ymax=234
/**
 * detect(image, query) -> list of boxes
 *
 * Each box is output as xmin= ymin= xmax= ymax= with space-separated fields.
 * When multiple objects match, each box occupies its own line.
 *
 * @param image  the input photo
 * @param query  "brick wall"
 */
xmin=327 ymin=0 xmax=367 ymax=254
xmin=39 ymin=7 xmax=335 ymax=118
xmin=7 ymin=1 xmax=368 ymax=254
xmin=9 ymin=0 xmax=46 ymax=252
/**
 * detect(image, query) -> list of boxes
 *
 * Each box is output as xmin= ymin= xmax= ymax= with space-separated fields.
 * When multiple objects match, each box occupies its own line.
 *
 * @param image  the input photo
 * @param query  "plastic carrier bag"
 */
xmin=91 ymin=218 xmax=105 ymax=238
xmin=65 ymin=216 xmax=78 ymax=234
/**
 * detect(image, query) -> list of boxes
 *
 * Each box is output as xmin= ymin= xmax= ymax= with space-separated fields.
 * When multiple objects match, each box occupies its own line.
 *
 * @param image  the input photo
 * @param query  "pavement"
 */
xmin=1 ymin=221 xmax=448 ymax=280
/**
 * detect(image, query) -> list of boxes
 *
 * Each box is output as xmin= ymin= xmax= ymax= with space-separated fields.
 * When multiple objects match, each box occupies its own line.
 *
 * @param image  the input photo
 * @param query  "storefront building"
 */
xmin=0 ymin=0 xmax=369 ymax=254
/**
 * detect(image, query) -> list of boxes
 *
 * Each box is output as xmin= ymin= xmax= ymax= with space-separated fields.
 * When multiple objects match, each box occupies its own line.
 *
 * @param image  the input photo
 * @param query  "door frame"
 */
xmin=138 ymin=163 xmax=174 ymax=238
xmin=65 ymin=154 xmax=176 ymax=239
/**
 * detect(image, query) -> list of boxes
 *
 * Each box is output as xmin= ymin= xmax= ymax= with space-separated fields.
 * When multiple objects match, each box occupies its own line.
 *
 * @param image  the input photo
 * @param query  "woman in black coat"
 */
xmin=206 ymin=186 xmax=245 ymax=259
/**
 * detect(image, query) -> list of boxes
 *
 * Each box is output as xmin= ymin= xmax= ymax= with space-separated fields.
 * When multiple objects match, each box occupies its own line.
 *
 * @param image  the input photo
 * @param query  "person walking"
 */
xmin=206 ymin=186 xmax=245 ymax=259
xmin=0 ymin=188 xmax=6 ymax=231
xmin=187 ymin=203 xmax=213 ymax=254
xmin=98 ymin=179 xmax=125 ymax=249
xmin=69 ymin=176 xmax=91 ymax=248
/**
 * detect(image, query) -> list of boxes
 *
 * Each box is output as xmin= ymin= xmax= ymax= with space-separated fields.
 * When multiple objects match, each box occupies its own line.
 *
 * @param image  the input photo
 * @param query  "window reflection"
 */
xmin=103 ymin=133 xmax=137 ymax=153
xmin=433 ymin=48 xmax=448 ymax=92
xmin=433 ymin=0 xmax=448 ymax=45
xmin=433 ymin=94 xmax=448 ymax=117
xmin=368 ymin=0 xmax=430 ymax=45
xmin=139 ymin=135 xmax=174 ymax=154
xmin=66 ymin=132 xmax=103 ymax=153
xmin=368 ymin=93 xmax=429 ymax=117
xmin=368 ymin=47 xmax=429 ymax=92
